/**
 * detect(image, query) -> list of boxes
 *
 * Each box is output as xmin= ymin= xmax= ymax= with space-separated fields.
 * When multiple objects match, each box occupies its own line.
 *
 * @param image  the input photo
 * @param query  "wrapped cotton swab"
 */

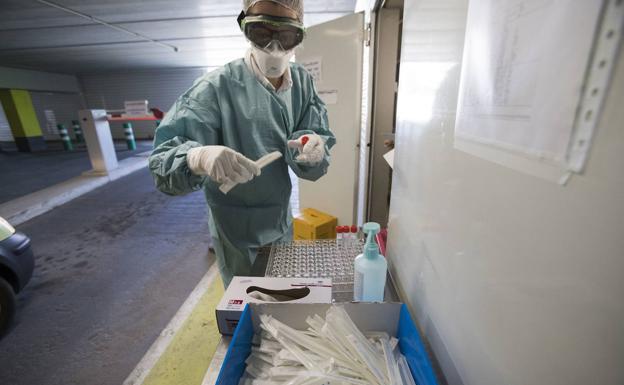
xmin=381 ymin=337 xmax=403 ymax=385
xmin=398 ymin=354 xmax=417 ymax=385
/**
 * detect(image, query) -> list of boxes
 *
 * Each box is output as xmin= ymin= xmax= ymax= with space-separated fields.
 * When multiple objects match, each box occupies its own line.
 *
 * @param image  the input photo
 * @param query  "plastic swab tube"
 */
xmin=346 ymin=334 xmax=387 ymax=385
xmin=260 ymin=315 xmax=320 ymax=371
xmin=381 ymin=337 xmax=403 ymax=385
xmin=398 ymin=354 xmax=417 ymax=385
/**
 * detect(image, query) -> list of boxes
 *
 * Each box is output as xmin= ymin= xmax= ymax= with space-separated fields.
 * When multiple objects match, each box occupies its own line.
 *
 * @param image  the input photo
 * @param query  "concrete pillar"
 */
xmin=79 ymin=110 xmax=119 ymax=175
xmin=0 ymin=89 xmax=46 ymax=152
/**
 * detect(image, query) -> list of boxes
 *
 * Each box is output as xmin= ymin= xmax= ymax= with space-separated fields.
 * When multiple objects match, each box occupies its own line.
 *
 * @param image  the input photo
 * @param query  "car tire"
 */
xmin=0 ymin=277 xmax=16 ymax=338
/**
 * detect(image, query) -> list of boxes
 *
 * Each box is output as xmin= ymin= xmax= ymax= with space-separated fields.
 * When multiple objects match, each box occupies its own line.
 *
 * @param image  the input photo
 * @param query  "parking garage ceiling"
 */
xmin=0 ymin=0 xmax=357 ymax=74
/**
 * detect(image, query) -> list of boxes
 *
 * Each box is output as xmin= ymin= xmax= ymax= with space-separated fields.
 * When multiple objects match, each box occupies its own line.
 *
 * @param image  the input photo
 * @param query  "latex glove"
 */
xmin=187 ymin=146 xmax=260 ymax=185
xmin=287 ymin=134 xmax=325 ymax=165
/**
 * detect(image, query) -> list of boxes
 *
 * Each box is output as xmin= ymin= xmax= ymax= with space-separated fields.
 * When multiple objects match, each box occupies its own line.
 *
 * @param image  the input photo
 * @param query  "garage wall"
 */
xmin=30 ymin=92 xmax=85 ymax=141
xmin=387 ymin=1 xmax=624 ymax=385
xmin=0 ymin=66 xmax=80 ymax=93
xmin=79 ymin=68 xmax=205 ymax=140
xmin=0 ymin=103 xmax=13 ymax=143
xmin=0 ymin=92 xmax=84 ymax=143
xmin=0 ymin=66 xmax=83 ymax=144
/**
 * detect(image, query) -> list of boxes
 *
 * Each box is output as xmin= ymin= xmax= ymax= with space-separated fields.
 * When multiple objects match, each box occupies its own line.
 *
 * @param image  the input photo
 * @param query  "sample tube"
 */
xmin=342 ymin=226 xmax=350 ymax=241
xmin=336 ymin=226 xmax=343 ymax=243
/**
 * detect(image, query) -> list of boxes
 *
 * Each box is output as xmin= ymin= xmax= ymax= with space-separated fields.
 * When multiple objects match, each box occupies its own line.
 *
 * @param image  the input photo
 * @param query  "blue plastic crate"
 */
xmin=215 ymin=303 xmax=439 ymax=385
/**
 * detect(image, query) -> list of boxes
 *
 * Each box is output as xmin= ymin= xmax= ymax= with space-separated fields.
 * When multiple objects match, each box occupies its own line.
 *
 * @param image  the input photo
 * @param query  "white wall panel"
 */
xmin=387 ymin=1 xmax=624 ymax=385
xmin=80 ymin=68 xmax=204 ymax=139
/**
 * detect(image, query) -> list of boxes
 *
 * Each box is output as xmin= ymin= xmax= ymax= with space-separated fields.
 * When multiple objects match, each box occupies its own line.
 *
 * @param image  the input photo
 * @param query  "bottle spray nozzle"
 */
xmin=362 ymin=222 xmax=381 ymax=259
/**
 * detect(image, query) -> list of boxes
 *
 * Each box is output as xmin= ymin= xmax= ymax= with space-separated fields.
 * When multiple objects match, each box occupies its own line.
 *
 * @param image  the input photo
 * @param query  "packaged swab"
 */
xmin=398 ymin=354 xmax=417 ymax=385
xmin=381 ymin=337 xmax=403 ymax=385
xmin=346 ymin=334 xmax=388 ymax=384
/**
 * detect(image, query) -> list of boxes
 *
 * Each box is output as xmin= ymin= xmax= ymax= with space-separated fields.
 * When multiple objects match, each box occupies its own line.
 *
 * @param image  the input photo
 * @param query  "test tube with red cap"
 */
xmin=350 ymin=225 xmax=358 ymax=242
xmin=335 ymin=225 xmax=343 ymax=242
xmin=338 ymin=226 xmax=347 ymax=244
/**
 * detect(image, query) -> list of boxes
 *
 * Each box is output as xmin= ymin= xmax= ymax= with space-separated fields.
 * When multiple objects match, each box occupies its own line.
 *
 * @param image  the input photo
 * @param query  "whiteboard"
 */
xmin=455 ymin=0 xmax=603 ymax=177
xmin=388 ymin=0 xmax=624 ymax=383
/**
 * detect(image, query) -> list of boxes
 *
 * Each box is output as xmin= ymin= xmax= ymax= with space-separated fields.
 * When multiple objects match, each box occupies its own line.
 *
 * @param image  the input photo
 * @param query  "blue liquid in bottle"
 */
xmin=353 ymin=222 xmax=387 ymax=302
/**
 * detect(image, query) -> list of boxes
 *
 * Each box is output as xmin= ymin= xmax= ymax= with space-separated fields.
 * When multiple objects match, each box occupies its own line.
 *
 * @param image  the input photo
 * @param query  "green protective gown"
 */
xmin=148 ymin=59 xmax=336 ymax=286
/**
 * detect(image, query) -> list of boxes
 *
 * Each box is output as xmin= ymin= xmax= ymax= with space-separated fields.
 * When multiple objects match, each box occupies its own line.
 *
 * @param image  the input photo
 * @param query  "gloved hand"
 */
xmin=287 ymin=134 xmax=325 ymax=165
xmin=187 ymin=146 xmax=261 ymax=185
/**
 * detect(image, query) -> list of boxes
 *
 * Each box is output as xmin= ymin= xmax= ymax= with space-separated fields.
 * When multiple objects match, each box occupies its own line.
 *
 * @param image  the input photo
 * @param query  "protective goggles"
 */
xmin=238 ymin=11 xmax=306 ymax=51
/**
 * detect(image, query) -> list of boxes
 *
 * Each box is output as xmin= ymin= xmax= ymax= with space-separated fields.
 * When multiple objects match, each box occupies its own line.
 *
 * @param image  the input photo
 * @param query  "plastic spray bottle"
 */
xmin=353 ymin=222 xmax=387 ymax=302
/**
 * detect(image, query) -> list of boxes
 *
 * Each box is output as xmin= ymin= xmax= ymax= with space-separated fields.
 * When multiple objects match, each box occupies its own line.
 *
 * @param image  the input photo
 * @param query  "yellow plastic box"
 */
xmin=293 ymin=208 xmax=338 ymax=240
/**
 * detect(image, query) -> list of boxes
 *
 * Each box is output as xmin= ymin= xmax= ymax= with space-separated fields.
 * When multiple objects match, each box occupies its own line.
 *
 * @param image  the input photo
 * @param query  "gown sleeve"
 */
xmin=286 ymin=74 xmax=336 ymax=181
xmin=148 ymin=88 xmax=221 ymax=196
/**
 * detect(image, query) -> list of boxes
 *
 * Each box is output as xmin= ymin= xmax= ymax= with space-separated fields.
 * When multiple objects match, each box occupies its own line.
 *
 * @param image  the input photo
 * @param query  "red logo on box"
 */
xmin=228 ymin=299 xmax=243 ymax=305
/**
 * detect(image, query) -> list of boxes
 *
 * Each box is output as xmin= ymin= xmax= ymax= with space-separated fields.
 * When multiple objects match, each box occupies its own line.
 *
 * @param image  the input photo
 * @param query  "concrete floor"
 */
xmin=0 ymin=169 xmax=214 ymax=385
xmin=0 ymin=140 xmax=153 ymax=204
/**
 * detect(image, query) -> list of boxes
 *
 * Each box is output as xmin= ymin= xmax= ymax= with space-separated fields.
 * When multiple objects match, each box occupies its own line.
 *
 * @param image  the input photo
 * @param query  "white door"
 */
xmin=295 ymin=12 xmax=365 ymax=226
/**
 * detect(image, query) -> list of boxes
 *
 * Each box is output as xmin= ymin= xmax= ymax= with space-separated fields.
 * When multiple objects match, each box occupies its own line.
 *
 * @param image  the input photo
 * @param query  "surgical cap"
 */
xmin=243 ymin=0 xmax=304 ymax=21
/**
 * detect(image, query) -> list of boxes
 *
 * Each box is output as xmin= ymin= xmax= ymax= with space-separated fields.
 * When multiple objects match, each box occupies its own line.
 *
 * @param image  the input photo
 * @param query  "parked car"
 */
xmin=0 ymin=216 xmax=34 ymax=337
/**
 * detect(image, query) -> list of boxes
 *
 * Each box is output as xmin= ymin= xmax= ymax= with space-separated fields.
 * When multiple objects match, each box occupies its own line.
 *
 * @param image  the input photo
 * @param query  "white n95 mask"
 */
xmin=251 ymin=44 xmax=294 ymax=78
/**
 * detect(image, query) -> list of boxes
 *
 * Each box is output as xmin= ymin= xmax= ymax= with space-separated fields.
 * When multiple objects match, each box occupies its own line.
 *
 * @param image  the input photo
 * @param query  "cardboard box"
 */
xmin=124 ymin=100 xmax=149 ymax=116
xmin=215 ymin=277 xmax=332 ymax=335
xmin=293 ymin=208 xmax=338 ymax=240
xmin=215 ymin=302 xmax=439 ymax=385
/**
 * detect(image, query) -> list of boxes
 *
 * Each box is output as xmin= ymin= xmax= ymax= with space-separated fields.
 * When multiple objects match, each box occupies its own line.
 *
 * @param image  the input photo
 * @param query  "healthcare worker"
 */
xmin=148 ymin=0 xmax=335 ymax=287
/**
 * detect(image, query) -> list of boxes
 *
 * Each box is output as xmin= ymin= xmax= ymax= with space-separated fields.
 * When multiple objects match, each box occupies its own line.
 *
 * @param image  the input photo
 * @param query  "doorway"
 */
xmin=367 ymin=0 xmax=404 ymax=226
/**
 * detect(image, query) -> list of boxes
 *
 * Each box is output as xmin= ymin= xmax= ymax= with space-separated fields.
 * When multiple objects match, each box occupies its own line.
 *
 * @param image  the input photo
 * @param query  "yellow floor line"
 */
xmin=141 ymin=274 xmax=224 ymax=385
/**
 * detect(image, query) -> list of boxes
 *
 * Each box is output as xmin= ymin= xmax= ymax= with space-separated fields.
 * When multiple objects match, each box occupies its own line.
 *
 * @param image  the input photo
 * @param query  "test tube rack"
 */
xmin=265 ymin=239 xmax=364 ymax=302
